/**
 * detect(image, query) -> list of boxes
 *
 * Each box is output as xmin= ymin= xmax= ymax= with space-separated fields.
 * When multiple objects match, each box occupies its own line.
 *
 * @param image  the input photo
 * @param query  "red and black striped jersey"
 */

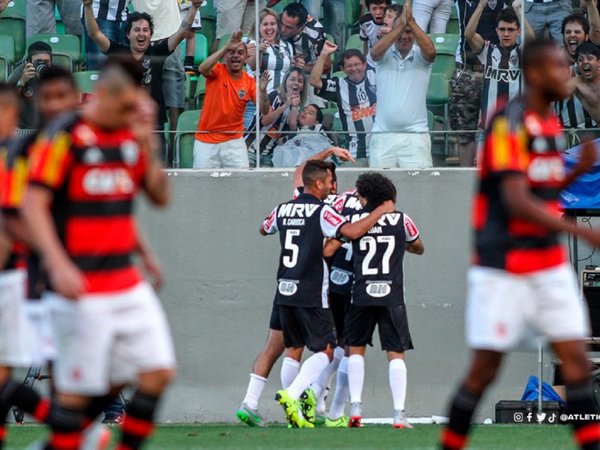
xmin=28 ymin=113 xmax=148 ymax=294
xmin=473 ymin=98 xmax=568 ymax=273
xmin=0 ymin=138 xmax=26 ymax=271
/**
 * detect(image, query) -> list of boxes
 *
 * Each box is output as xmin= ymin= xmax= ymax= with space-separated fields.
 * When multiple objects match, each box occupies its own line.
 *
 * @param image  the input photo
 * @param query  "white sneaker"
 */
xmin=82 ymin=423 xmax=112 ymax=450
xmin=349 ymin=402 xmax=362 ymax=428
xmin=392 ymin=409 xmax=414 ymax=429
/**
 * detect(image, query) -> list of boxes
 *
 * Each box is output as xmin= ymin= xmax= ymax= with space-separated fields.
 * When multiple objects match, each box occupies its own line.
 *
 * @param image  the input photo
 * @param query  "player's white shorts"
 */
xmin=25 ymin=299 xmax=57 ymax=365
xmin=466 ymin=263 xmax=590 ymax=351
xmin=47 ymin=281 xmax=177 ymax=395
xmin=0 ymin=269 xmax=36 ymax=367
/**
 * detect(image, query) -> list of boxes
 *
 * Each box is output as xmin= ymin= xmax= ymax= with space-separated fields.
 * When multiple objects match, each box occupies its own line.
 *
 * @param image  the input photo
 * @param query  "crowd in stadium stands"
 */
xmin=1 ymin=0 xmax=600 ymax=168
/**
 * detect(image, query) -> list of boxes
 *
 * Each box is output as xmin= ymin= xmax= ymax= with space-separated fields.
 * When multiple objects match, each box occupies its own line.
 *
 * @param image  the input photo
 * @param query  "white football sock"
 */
xmin=312 ymin=346 xmax=344 ymax=405
xmin=348 ymin=354 xmax=365 ymax=404
xmin=242 ymin=373 xmax=267 ymax=410
xmin=287 ymin=352 xmax=329 ymax=399
xmin=327 ymin=356 xmax=349 ymax=420
xmin=389 ymin=358 xmax=407 ymax=411
xmin=280 ymin=357 xmax=300 ymax=389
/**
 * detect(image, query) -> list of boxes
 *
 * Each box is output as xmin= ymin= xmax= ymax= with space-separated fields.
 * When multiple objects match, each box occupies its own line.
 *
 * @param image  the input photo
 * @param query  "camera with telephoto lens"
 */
xmin=34 ymin=60 xmax=48 ymax=78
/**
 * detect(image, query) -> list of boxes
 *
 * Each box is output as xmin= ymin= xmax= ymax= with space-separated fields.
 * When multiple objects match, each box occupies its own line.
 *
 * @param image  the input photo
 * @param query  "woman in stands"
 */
xmin=247 ymin=8 xmax=294 ymax=95
xmin=246 ymin=66 xmax=308 ymax=167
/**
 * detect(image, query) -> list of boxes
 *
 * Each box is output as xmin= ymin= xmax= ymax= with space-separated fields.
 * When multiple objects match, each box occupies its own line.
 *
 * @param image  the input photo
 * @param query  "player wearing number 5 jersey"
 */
xmin=335 ymin=172 xmax=424 ymax=429
xmin=261 ymin=160 xmax=394 ymax=428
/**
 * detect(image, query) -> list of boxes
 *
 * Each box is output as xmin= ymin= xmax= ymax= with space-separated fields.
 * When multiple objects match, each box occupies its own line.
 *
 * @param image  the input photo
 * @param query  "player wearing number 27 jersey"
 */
xmin=340 ymin=172 xmax=424 ymax=429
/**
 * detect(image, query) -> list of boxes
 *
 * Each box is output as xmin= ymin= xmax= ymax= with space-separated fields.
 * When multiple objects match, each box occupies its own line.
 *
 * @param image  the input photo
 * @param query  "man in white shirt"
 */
xmin=369 ymin=0 xmax=435 ymax=169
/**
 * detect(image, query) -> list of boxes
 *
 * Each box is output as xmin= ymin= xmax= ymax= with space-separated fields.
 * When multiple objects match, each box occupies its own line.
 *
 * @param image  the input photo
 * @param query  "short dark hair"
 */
xmin=522 ymin=38 xmax=559 ymax=73
xmin=283 ymin=2 xmax=308 ymax=26
xmin=562 ymin=14 xmax=590 ymax=36
xmin=324 ymin=161 xmax=337 ymax=184
xmin=576 ymin=41 xmax=600 ymax=60
xmin=27 ymin=41 xmax=52 ymax=60
xmin=125 ymin=12 xmax=154 ymax=36
xmin=356 ymin=172 xmax=397 ymax=207
xmin=385 ymin=4 xmax=402 ymax=17
xmin=342 ymin=49 xmax=366 ymax=66
xmin=308 ymin=104 xmax=323 ymax=123
xmin=38 ymin=66 xmax=76 ymax=90
xmin=302 ymin=160 xmax=331 ymax=187
xmin=366 ymin=0 xmax=391 ymax=8
xmin=496 ymin=7 xmax=519 ymax=27
xmin=100 ymin=55 xmax=145 ymax=86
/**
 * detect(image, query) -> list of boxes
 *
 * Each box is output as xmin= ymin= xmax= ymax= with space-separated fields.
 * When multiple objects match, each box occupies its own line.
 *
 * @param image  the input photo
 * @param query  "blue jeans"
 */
xmin=82 ymin=18 xmax=127 ymax=70
xmin=525 ymin=0 xmax=572 ymax=43
xmin=323 ymin=0 xmax=346 ymax=62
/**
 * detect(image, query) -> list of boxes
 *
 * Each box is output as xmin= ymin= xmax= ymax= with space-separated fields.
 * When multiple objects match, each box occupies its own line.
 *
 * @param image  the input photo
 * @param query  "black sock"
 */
xmin=440 ymin=385 xmax=481 ymax=450
xmin=566 ymin=381 xmax=600 ymax=450
xmin=118 ymin=391 xmax=160 ymax=450
xmin=45 ymin=404 xmax=84 ymax=450
xmin=0 ymin=380 xmax=50 ymax=422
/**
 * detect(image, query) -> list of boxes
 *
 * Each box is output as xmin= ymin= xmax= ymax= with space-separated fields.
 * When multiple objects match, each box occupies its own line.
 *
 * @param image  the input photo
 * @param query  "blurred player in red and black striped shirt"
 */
xmin=24 ymin=57 xmax=175 ymax=450
xmin=441 ymin=39 xmax=600 ymax=450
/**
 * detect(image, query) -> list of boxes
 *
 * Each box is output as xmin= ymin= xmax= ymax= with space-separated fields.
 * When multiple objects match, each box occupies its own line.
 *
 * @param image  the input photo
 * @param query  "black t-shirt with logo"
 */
xmin=105 ymin=39 xmax=172 ymax=125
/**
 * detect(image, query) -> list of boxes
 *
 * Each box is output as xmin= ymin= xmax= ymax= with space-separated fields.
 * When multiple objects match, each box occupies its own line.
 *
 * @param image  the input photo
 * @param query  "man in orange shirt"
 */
xmin=194 ymin=32 xmax=270 ymax=168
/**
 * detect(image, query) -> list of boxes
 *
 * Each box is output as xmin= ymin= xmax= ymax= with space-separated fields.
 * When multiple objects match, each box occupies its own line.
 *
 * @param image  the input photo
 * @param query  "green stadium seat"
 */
xmin=345 ymin=0 xmax=361 ymax=27
xmin=195 ymin=75 xmax=206 ymax=108
xmin=200 ymin=0 xmax=217 ymax=20
xmin=0 ymin=18 xmax=25 ymax=61
xmin=446 ymin=17 xmax=459 ymax=34
xmin=0 ymin=0 xmax=26 ymax=20
xmin=431 ymin=53 xmax=456 ymax=79
xmin=426 ymin=73 xmax=450 ymax=154
xmin=27 ymin=34 xmax=82 ymax=71
xmin=179 ymin=32 xmax=208 ymax=65
xmin=199 ymin=18 xmax=216 ymax=54
xmin=430 ymin=33 xmax=459 ymax=55
xmin=0 ymin=35 xmax=15 ymax=80
xmin=73 ymin=71 xmax=100 ymax=94
xmin=175 ymin=109 xmax=201 ymax=168
xmin=426 ymin=73 xmax=450 ymax=110
xmin=345 ymin=34 xmax=363 ymax=51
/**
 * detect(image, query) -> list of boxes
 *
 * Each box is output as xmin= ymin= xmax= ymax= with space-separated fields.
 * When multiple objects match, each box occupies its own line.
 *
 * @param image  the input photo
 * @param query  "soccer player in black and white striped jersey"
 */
xmin=465 ymin=0 xmax=534 ymax=128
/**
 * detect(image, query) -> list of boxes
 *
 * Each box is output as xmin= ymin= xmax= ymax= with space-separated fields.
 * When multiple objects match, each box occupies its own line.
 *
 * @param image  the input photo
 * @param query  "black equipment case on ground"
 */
xmin=495 ymin=401 xmax=564 ymax=424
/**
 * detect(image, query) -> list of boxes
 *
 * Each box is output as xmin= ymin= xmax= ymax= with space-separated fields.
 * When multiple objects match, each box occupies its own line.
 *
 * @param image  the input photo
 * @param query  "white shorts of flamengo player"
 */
xmin=46 ymin=281 xmax=176 ymax=396
xmin=466 ymin=262 xmax=590 ymax=352
xmin=26 ymin=298 xmax=58 ymax=366
xmin=0 ymin=269 xmax=37 ymax=367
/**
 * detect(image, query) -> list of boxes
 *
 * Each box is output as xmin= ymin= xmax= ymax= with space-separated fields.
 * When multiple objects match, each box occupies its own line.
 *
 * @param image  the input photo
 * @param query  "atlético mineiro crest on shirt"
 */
xmin=238 ymin=89 xmax=246 ymax=99
xmin=488 ymin=0 xmax=497 ymax=9
xmin=121 ymin=140 xmax=140 ymax=166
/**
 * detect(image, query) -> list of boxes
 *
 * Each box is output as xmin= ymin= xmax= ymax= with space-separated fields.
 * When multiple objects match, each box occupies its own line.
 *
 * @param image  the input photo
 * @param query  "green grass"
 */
xmin=4 ymin=423 xmax=580 ymax=449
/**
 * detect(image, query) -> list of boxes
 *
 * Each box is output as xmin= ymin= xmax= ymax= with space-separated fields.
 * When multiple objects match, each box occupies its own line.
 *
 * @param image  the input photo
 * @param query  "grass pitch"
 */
xmin=4 ymin=423 xmax=580 ymax=449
